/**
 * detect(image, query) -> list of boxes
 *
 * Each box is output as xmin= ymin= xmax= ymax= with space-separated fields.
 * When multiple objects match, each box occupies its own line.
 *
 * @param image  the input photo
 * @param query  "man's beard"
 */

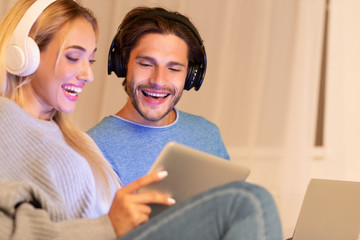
xmin=127 ymin=84 xmax=182 ymax=122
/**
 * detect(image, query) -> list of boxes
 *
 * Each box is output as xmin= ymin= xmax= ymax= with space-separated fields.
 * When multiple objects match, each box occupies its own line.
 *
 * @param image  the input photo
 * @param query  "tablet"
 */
xmin=138 ymin=141 xmax=251 ymax=217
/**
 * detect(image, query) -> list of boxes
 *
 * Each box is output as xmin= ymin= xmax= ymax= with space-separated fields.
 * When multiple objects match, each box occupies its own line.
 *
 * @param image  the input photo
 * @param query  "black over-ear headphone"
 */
xmin=108 ymin=10 xmax=207 ymax=91
xmin=5 ymin=0 xmax=56 ymax=76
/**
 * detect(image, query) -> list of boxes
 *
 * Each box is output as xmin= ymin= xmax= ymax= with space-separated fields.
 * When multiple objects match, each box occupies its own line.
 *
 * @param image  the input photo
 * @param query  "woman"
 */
xmin=0 ymin=0 xmax=282 ymax=239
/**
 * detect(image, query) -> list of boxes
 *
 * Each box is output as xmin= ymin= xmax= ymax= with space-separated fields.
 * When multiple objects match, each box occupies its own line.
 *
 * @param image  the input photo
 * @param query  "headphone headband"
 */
xmin=6 ymin=0 xmax=56 ymax=76
xmin=108 ymin=9 xmax=207 ymax=91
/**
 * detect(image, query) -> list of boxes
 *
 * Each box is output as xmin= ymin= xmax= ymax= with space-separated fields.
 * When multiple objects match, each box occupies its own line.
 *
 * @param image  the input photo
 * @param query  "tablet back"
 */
xmin=139 ymin=142 xmax=251 ymax=217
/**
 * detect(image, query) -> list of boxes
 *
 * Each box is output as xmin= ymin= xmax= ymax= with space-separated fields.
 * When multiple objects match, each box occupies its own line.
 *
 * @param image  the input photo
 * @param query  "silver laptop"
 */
xmin=292 ymin=178 xmax=360 ymax=240
xmin=138 ymin=141 xmax=250 ymax=217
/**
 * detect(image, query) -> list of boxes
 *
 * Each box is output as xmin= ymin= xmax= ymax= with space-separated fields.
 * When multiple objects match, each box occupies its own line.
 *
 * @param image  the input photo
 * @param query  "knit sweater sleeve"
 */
xmin=0 ymin=182 xmax=116 ymax=240
xmin=0 ymin=98 xmax=117 ymax=240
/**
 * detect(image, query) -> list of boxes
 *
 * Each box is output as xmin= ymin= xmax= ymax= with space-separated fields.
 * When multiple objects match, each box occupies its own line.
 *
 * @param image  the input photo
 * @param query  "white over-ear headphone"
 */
xmin=5 ymin=0 xmax=57 ymax=76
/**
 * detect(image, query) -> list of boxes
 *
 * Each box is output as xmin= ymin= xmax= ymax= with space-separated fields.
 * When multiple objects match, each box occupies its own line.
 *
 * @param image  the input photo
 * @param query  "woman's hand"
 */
xmin=108 ymin=171 xmax=176 ymax=238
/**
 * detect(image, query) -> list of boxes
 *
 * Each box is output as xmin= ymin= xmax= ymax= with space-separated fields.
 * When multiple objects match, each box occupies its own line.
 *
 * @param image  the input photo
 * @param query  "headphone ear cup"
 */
xmin=108 ymin=48 xmax=115 ymax=75
xmin=113 ymin=51 xmax=126 ymax=78
xmin=5 ymin=43 xmax=26 ymax=75
xmin=21 ymin=37 xmax=40 ymax=76
xmin=5 ymin=0 xmax=56 ymax=76
xmin=108 ymin=36 xmax=126 ymax=78
xmin=5 ymin=37 xmax=40 ymax=77
xmin=184 ymin=64 xmax=202 ymax=90
xmin=119 ymin=55 xmax=126 ymax=77
xmin=184 ymin=64 xmax=193 ymax=90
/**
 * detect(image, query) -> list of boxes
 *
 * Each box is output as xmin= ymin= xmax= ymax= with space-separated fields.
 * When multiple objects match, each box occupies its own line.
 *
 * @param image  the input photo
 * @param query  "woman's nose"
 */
xmin=77 ymin=61 xmax=94 ymax=83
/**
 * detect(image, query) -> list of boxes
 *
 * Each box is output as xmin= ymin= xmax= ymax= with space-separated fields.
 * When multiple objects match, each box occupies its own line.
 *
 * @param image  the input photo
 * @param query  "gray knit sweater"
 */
xmin=0 ymin=97 xmax=116 ymax=240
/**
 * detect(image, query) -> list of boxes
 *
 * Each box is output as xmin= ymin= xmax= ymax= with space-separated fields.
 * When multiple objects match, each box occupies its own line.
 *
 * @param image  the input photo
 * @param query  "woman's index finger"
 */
xmin=121 ymin=170 xmax=168 ymax=193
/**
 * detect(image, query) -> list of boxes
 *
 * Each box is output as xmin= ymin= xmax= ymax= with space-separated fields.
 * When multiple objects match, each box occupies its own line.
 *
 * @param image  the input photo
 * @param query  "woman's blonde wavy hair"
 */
xmin=0 ymin=0 xmax=120 ymax=206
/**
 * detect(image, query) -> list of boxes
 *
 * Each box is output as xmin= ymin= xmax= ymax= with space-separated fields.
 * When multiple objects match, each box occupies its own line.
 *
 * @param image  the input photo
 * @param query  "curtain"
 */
xmin=323 ymin=0 xmax=360 ymax=183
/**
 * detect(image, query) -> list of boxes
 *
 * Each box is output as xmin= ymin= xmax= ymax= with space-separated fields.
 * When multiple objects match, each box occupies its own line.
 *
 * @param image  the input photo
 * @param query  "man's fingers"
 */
xmin=122 ymin=170 xmax=168 ymax=193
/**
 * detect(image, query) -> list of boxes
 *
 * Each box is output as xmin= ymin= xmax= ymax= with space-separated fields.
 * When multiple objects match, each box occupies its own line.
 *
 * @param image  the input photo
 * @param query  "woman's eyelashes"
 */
xmin=66 ymin=55 xmax=96 ymax=65
xmin=66 ymin=55 xmax=79 ymax=63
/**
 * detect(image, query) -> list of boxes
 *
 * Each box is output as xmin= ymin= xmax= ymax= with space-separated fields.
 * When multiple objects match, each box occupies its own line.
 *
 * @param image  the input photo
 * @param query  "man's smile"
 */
xmin=141 ymin=90 xmax=170 ymax=99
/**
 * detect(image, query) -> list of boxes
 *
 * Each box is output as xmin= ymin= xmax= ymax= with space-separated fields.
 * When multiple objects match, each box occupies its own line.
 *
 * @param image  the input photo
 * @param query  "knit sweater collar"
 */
xmin=0 ymin=96 xmax=60 ymax=133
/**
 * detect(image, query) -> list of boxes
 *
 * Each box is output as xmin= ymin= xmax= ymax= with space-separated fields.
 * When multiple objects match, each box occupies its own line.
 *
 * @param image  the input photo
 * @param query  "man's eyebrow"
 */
xmin=136 ymin=56 xmax=156 ymax=64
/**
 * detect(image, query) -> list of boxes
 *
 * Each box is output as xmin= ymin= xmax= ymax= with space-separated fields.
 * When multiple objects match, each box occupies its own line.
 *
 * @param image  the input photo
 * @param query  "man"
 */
xmin=87 ymin=7 xmax=229 ymax=186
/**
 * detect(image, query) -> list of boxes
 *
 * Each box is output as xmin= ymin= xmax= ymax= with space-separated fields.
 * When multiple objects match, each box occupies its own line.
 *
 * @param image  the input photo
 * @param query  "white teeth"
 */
xmin=63 ymin=85 xmax=82 ymax=94
xmin=144 ymin=91 xmax=167 ymax=98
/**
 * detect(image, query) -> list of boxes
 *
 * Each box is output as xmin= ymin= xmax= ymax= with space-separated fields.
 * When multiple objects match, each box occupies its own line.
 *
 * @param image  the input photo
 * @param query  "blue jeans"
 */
xmin=120 ymin=181 xmax=282 ymax=240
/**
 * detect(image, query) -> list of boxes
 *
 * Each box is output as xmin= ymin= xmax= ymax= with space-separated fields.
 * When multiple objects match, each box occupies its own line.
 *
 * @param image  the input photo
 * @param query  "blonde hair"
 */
xmin=0 ymin=0 xmax=120 ymax=206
